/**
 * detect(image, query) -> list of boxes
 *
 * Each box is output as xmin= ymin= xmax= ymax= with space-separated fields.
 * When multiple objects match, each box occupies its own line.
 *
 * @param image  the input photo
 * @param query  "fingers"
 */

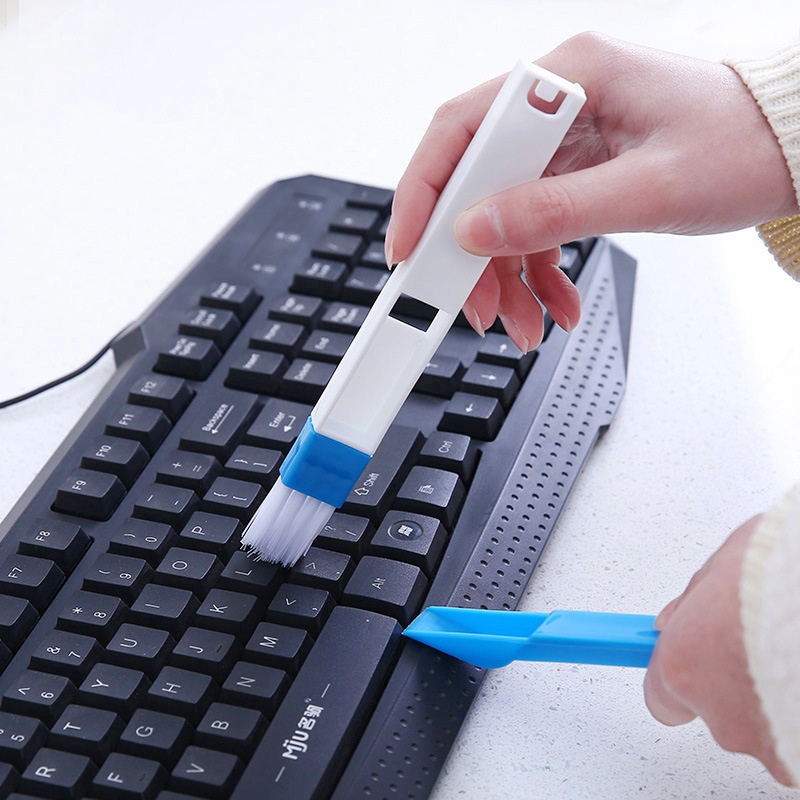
xmin=522 ymin=249 xmax=581 ymax=333
xmin=454 ymin=150 xmax=670 ymax=257
xmin=386 ymin=74 xmax=507 ymax=266
xmin=643 ymin=644 xmax=698 ymax=727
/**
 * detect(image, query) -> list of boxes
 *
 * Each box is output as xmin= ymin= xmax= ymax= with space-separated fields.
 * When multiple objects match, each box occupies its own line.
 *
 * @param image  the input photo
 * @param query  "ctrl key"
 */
xmin=53 ymin=468 xmax=126 ymax=521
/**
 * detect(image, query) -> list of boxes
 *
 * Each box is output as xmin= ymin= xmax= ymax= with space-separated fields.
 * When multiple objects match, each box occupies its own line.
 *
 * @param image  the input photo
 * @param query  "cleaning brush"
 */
xmin=240 ymin=60 xmax=586 ymax=565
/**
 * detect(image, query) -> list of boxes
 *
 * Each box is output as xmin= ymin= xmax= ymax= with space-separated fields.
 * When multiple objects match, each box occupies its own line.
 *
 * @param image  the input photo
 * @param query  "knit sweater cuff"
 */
xmin=725 ymin=42 xmax=800 ymax=279
xmin=741 ymin=483 xmax=800 ymax=783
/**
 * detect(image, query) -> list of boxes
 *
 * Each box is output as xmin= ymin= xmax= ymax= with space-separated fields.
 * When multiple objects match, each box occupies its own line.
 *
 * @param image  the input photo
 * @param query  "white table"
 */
xmin=2 ymin=1 xmax=800 ymax=797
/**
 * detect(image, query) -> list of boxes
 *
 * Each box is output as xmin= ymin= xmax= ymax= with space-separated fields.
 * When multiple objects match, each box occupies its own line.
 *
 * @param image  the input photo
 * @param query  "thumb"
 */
xmin=454 ymin=150 xmax=670 ymax=256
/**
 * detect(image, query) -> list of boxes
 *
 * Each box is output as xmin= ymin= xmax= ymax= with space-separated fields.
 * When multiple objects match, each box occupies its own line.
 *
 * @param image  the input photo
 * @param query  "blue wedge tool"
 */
xmin=403 ymin=607 xmax=659 ymax=669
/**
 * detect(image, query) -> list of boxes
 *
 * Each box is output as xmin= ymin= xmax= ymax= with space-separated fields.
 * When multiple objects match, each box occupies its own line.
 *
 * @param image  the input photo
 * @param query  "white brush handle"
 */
xmin=313 ymin=61 xmax=585 ymax=455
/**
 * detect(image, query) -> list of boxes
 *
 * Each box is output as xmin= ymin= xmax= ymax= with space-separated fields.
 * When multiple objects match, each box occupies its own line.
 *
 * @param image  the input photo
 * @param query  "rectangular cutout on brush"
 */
xmin=389 ymin=294 xmax=438 ymax=331
xmin=527 ymin=79 xmax=566 ymax=115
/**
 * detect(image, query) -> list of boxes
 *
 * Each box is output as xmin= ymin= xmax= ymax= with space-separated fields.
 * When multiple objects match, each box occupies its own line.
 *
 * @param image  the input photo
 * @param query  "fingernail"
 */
xmin=455 ymin=203 xmax=504 ymax=254
xmin=463 ymin=302 xmax=485 ymax=337
xmin=499 ymin=314 xmax=530 ymax=354
xmin=384 ymin=225 xmax=395 ymax=269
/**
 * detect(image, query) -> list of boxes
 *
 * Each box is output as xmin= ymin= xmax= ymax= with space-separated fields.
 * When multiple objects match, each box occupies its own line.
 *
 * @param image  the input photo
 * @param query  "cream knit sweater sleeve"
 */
xmin=726 ymin=41 xmax=800 ymax=278
xmin=724 ymin=41 xmax=800 ymax=783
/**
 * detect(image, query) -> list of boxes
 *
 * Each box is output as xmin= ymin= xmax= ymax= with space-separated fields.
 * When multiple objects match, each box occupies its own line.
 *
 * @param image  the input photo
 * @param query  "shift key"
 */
xmin=231 ymin=606 xmax=400 ymax=800
xmin=179 ymin=391 xmax=258 ymax=460
xmin=341 ymin=425 xmax=422 ymax=523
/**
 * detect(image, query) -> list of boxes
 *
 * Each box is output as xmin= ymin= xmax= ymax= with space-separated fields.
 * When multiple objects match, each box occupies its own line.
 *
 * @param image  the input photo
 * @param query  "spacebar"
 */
xmin=231 ymin=606 xmax=401 ymax=800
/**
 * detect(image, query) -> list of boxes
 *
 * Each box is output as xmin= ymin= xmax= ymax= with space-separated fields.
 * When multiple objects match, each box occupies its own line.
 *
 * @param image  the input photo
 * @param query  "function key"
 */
xmin=81 ymin=434 xmax=149 ymax=486
xmin=53 ymin=468 xmax=126 ymax=521
xmin=342 ymin=266 xmax=389 ymax=305
xmin=0 ymin=554 xmax=64 ymax=609
xmin=299 ymin=330 xmax=353 ymax=364
xmin=105 ymin=404 xmax=171 ymax=454
xmin=0 ymin=595 xmax=39 ymax=650
xmin=330 ymin=207 xmax=379 ymax=236
xmin=348 ymin=185 xmax=393 ymax=211
xmin=290 ymin=258 xmax=347 ymax=299
xmin=268 ymin=293 xmax=324 ymax=328
xmin=225 ymin=349 xmax=287 ymax=394
xmin=280 ymin=358 xmax=336 ymax=404
xmin=249 ymin=320 xmax=305 ymax=357
xmin=319 ymin=302 xmax=370 ymax=333
xmin=200 ymin=281 xmax=260 ymax=321
xmin=128 ymin=373 xmax=193 ymax=420
xmin=155 ymin=335 xmax=222 ymax=381
xmin=179 ymin=306 xmax=241 ymax=349
xmin=18 ymin=518 xmax=90 ymax=572
xmin=311 ymin=231 xmax=363 ymax=263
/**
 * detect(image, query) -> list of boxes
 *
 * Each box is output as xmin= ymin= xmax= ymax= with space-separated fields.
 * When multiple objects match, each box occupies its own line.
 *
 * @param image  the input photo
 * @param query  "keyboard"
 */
xmin=0 ymin=174 xmax=635 ymax=800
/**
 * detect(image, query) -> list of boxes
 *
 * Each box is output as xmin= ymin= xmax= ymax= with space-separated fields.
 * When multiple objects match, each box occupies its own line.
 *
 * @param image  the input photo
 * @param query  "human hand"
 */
xmin=643 ymin=515 xmax=794 ymax=785
xmin=386 ymin=32 xmax=798 ymax=352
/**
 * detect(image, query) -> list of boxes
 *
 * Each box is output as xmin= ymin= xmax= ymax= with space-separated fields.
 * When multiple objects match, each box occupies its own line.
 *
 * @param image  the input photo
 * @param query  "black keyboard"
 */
xmin=0 ymin=174 xmax=635 ymax=800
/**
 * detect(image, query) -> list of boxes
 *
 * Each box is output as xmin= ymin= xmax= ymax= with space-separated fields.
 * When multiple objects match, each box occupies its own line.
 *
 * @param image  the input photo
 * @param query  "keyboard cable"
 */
xmin=0 ymin=328 xmax=124 ymax=410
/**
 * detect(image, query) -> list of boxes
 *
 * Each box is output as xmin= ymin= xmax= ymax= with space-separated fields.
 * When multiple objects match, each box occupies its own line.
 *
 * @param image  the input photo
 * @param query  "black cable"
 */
xmin=0 ymin=330 xmax=123 ymax=410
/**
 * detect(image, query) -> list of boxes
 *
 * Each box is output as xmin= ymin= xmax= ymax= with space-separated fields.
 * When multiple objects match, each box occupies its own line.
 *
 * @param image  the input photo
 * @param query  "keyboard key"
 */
xmin=171 ymin=745 xmax=243 ymax=798
xmin=78 ymin=663 xmax=150 ymax=716
xmin=200 ymin=281 xmax=260 ymax=321
xmin=202 ymin=477 xmax=264 ymax=522
xmin=30 ymin=630 xmax=102 ymax=682
xmin=461 ymin=362 xmax=521 ymax=408
xmin=341 ymin=425 xmax=423 ymax=522
xmin=195 ymin=702 xmax=266 ymax=758
xmin=0 ymin=553 xmax=64 ymax=609
xmin=108 ymin=518 xmax=176 ymax=565
xmin=179 ymin=306 xmax=241 ymax=349
xmin=245 ymin=397 xmax=311 ymax=452
xmin=248 ymin=320 xmax=305 ymax=357
xmin=220 ymin=661 xmax=289 ymax=715
xmin=146 ymin=666 xmax=216 ymax=724
xmin=290 ymin=257 xmax=347 ymax=299
xmin=20 ymin=746 xmax=94 ymax=799
xmin=133 ymin=482 xmax=199 ymax=528
xmin=243 ymin=622 xmax=313 ymax=674
xmin=267 ymin=584 xmax=334 ymax=635
xmin=319 ymin=301 xmax=369 ymax=333
xmin=196 ymin=589 xmax=263 ymax=638
xmin=330 ymin=206 xmax=379 ymax=236
xmin=171 ymin=627 xmax=240 ymax=681
xmin=218 ymin=551 xmax=282 ymax=599
xmin=156 ymin=335 xmax=222 ymax=380
xmin=419 ymin=431 xmax=478 ymax=483
xmin=106 ymin=624 xmax=174 ymax=678
xmin=370 ymin=510 xmax=448 ymax=575
xmin=224 ymin=445 xmax=281 ymax=486
xmin=57 ymin=590 xmax=126 ymax=643
xmin=0 ymin=710 xmax=48 ymax=769
xmin=358 ymin=239 xmax=390 ymax=268
xmin=179 ymin=511 xmax=242 ymax=554
xmin=3 ymin=670 xmax=76 ymax=725
xmin=53 ymin=468 xmax=126 ymax=521
xmin=128 ymin=373 xmax=194 ymax=420
xmin=343 ymin=556 xmax=428 ymax=626
xmin=225 ymin=349 xmax=287 ymax=394
xmin=476 ymin=332 xmax=536 ymax=377
xmin=341 ymin=265 xmax=389 ymax=305
xmin=268 ymin=293 xmax=323 ymax=328
xmin=129 ymin=584 xmax=199 ymax=637
xmin=348 ymin=185 xmax=393 ymax=211
xmin=179 ymin=391 xmax=259 ymax=460
xmin=92 ymin=752 xmax=167 ymax=799
xmin=155 ymin=547 xmax=223 ymax=595
xmin=18 ymin=518 xmax=89 ymax=574
xmin=311 ymin=230 xmax=363 ymax=263
xmin=315 ymin=512 xmax=373 ymax=557
xmin=83 ymin=552 xmax=153 ymax=603
xmin=118 ymin=708 xmax=192 ymax=768
xmin=279 ymin=358 xmax=336 ymax=403
xmin=104 ymin=404 xmax=172 ymax=454
xmin=289 ymin=547 xmax=354 ymax=595
xmin=50 ymin=704 xmax=123 ymax=760
xmin=232 ymin=607 xmax=400 ymax=800
xmin=415 ymin=354 xmax=465 ymax=397
xmin=156 ymin=450 xmax=221 ymax=493
xmin=0 ymin=595 xmax=38 ymax=650
xmin=299 ymin=330 xmax=353 ymax=364
xmin=441 ymin=390 xmax=504 ymax=440
xmin=81 ymin=435 xmax=149 ymax=486
xmin=395 ymin=465 xmax=466 ymax=528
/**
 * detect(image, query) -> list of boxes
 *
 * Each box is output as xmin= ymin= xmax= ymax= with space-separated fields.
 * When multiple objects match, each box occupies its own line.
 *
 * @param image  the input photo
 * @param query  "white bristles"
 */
xmin=240 ymin=477 xmax=336 ymax=566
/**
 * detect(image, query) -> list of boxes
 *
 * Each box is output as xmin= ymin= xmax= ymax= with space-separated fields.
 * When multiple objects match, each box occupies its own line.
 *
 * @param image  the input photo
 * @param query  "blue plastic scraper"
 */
xmin=403 ymin=607 xmax=660 ymax=669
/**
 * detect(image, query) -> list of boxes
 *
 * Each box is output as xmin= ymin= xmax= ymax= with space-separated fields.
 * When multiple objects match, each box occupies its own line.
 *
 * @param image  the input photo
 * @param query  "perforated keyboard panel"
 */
xmin=0 ymin=175 xmax=635 ymax=800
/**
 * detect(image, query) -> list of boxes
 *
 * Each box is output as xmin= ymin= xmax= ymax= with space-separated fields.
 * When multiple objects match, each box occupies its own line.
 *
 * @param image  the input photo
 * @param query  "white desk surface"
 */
xmin=2 ymin=1 xmax=800 ymax=797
